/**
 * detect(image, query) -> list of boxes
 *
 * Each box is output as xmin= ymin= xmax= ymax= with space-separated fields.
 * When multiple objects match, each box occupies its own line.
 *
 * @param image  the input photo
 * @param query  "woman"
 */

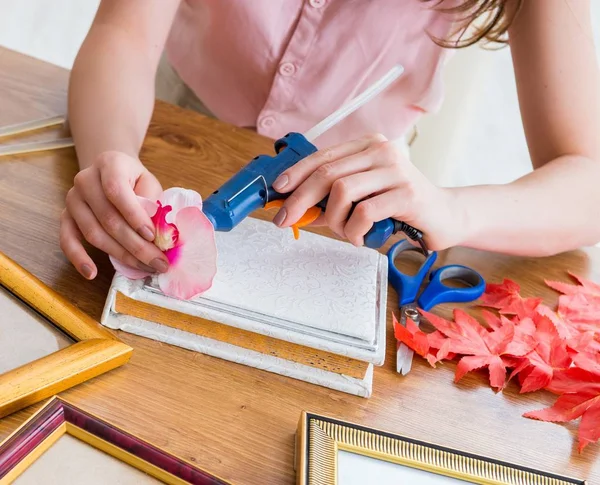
xmin=61 ymin=0 xmax=600 ymax=280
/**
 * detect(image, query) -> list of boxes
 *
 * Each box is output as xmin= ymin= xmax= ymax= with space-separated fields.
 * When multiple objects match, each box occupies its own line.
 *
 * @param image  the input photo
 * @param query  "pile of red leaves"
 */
xmin=394 ymin=272 xmax=600 ymax=452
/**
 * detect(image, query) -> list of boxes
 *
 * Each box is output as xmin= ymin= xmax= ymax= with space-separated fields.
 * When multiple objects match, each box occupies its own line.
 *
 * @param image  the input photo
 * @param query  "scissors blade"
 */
xmin=396 ymin=304 xmax=420 ymax=375
xmin=396 ymin=342 xmax=414 ymax=375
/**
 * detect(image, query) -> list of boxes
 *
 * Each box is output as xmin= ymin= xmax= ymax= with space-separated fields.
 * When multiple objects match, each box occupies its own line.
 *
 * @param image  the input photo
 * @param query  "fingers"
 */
xmin=273 ymin=133 xmax=387 ymax=194
xmin=75 ymin=171 xmax=168 ymax=271
xmin=61 ymin=152 xmax=169 ymax=279
xmin=343 ymin=188 xmax=411 ymax=247
xmin=100 ymin=166 xmax=156 ymax=242
xmin=277 ymin=148 xmax=382 ymax=228
xmin=325 ymin=168 xmax=400 ymax=237
xmin=134 ymin=170 xmax=164 ymax=200
xmin=273 ymin=135 xmax=406 ymax=230
xmin=268 ymin=133 xmax=440 ymax=249
xmin=66 ymin=188 xmax=157 ymax=272
xmin=59 ymin=210 xmax=97 ymax=280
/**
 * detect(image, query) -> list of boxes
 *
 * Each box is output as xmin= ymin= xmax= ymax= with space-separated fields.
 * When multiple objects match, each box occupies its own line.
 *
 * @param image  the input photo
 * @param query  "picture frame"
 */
xmin=0 ymin=396 xmax=231 ymax=484
xmin=295 ymin=411 xmax=586 ymax=485
xmin=0 ymin=250 xmax=132 ymax=418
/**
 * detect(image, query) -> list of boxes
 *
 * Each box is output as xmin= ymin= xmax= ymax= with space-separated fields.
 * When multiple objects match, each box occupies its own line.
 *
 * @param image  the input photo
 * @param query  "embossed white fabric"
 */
xmin=204 ymin=217 xmax=384 ymax=342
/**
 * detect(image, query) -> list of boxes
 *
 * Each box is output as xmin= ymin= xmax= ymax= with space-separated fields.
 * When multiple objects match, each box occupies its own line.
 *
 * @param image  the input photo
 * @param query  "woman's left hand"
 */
xmin=271 ymin=133 xmax=464 ymax=250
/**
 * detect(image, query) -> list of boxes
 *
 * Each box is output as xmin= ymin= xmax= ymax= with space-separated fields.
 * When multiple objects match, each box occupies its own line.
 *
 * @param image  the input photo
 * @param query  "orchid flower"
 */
xmin=110 ymin=188 xmax=217 ymax=300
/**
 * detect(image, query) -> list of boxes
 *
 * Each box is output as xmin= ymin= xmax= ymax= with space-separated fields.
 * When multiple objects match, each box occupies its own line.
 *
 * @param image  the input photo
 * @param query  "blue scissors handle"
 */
xmin=387 ymin=239 xmax=485 ymax=310
xmin=419 ymin=264 xmax=485 ymax=311
xmin=387 ymin=239 xmax=437 ymax=306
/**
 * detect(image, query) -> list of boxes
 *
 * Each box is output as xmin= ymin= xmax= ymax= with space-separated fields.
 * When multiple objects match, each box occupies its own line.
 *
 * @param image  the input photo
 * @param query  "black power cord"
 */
xmin=393 ymin=220 xmax=428 ymax=255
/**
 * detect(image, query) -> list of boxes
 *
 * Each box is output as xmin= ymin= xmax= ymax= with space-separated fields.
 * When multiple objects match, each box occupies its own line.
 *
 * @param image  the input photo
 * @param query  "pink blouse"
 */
xmin=165 ymin=0 xmax=456 ymax=147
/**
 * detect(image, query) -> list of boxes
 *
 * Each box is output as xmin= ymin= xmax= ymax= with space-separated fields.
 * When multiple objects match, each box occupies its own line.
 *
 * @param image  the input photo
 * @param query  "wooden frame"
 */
xmin=0 ymin=396 xmax=231 ymax=484
xmin=296 ymin=411 xmax=586 ymax=485
xmin=0 ymin=251 xmax=132 ymax=418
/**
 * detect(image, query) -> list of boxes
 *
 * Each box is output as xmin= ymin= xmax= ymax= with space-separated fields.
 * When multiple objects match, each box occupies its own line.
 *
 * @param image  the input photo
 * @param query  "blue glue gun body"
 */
xmin=202 ymin=132 xmax=411 ymax=249
xmin=202 ymin=133 xmax=316 ymax=232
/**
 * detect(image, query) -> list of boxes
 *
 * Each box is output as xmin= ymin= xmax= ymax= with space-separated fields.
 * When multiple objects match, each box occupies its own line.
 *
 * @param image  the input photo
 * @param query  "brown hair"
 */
xmin=422 ymin=0 xmax=524 ymax=48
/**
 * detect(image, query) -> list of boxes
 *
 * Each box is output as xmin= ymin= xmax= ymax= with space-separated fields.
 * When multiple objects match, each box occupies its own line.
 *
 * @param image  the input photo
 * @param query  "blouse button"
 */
xmin=279 ymin=62 xmax=296 ymax=77
xmin=309 ymin=0 xmax=325 ymax=7
xmin=259 ymin=116 xmax=275 ymax=129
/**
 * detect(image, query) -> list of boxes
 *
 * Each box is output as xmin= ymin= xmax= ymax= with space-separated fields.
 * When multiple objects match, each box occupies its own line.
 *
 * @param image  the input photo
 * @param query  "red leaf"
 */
xmin=427 ymin=333 xmax=455 ymax=365
xmin=481 ymin=310 xmax=503 ymax=331
xmin=427 ymin=330 xmax=448 ymax=350
xmin=515 ymin=316 xmax=537 ymax=337
xmin=515 ymin=345 xmax=571 ymax=394
xmin=514 ymin=359 xmax=552 ymax=393
xmin=392 ymin=313 xmax=457 ymax=367
xmin=568 ymin=332 xmax=600 ymax=355
xmin=508 ymin=311 xmax=572 ymax=393
xmin=525 ymin=389 xmax=600 ymax=452
xmin=557 ymin=293 xmax=600 ymax=329
xmin=524 ymin=391 xmax=599 ymax=422
xmin=393 ymin=313 xmax=431 ymax=359
xmin=579 ymin=404 xmax=600 ymax=452
xmin=405 ymin=273 xmax=600 ymax=452
xmin=546 ymin=367 xmax=600 ymax=395
xmin=536 ymin=304 xmax=577 ymax=340
xmin=546 ymin=274 xmax=600 ymax=332
xmin=527 ymin=352 xmax=600 ymax=451
xmin=480 ymin=279 xmax=542 ymax=319
xmin=501 ymin=318 xmax=536 ymax=357
xmin=421 ymin=309 xmax=488 ymax=351
xmin=421 ymin=309 xmax=534 ymax=391
xmin=572 ymin=352 xmax=600 ymax=377
xmin=546 ymin=272 xmax=600 ymax=298
xmin=455 ymin=355 xmax=507 ymax=390
xmin=532 ymin=310 xmax=561 ymax=343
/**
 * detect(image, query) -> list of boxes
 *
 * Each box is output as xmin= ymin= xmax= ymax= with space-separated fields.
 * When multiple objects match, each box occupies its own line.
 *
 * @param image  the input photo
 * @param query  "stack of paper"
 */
xmin=101 ymin=217 xmax=388 ymax=397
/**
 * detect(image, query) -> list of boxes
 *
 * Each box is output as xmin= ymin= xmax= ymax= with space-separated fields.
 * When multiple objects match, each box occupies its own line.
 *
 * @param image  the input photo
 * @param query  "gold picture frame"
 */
xmin=0 ymin=396 xmax=231 ymax=484
xmin=295 ymin=411 xmax=586 ymax=485
xmin=0 ymin=251 xmax=132 ymax=418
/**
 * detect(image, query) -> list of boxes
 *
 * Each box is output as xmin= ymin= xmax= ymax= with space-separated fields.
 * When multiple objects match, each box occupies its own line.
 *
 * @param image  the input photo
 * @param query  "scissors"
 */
xmin=387 ymin=239 xmax=486 ymax=375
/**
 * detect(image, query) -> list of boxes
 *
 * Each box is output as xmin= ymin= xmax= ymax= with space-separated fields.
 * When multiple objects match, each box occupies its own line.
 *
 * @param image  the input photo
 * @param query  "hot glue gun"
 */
xmin=202 ymin=65 xmax=428 ymax=253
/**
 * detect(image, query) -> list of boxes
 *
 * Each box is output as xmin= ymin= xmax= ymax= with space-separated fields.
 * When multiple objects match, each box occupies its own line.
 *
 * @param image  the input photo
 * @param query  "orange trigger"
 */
xmin=264 ymin=200 xmax=284 ymax=211
xmin=264 ymin=200 xmax=322 ymax=240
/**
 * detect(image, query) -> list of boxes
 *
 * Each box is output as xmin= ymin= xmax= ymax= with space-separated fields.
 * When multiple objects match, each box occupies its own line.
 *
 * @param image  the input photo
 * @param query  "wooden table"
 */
xmin=1 ymin=46 xmax=599 ymax=484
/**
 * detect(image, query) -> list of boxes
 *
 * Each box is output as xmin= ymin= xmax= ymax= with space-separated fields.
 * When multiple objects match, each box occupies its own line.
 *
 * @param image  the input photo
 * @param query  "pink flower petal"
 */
xmin=157 ymin=206 xmax=217 ymax=300
xmin=152 ymin=202 xmax=179 ymax=251
xmin=160 ymin=188 xmax=203 ymax=222
xmin=109 ymin=255 xmax=153 ymax=280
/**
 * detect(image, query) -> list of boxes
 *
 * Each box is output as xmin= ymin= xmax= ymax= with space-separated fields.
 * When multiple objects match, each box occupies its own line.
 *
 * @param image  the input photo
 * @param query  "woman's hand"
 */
xmin=60 ymin=151 xmax=169 ymax=279
xmin=271 ymin=133 xmax=463 ymax=250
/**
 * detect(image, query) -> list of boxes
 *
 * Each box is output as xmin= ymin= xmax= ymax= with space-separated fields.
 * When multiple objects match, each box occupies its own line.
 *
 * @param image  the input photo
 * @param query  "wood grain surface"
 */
xmin=0 ymin=47 xmax=599 ymax=484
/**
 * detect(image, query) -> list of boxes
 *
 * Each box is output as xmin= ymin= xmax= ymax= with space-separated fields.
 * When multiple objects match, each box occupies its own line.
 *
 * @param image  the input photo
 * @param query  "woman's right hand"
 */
xmin=60 ymin=151 xmax=169 ymax=280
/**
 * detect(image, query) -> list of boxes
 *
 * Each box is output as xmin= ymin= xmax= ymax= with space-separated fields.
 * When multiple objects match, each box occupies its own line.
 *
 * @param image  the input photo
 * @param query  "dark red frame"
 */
xmin=0 ymin=398 xmax=230 ymax=484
